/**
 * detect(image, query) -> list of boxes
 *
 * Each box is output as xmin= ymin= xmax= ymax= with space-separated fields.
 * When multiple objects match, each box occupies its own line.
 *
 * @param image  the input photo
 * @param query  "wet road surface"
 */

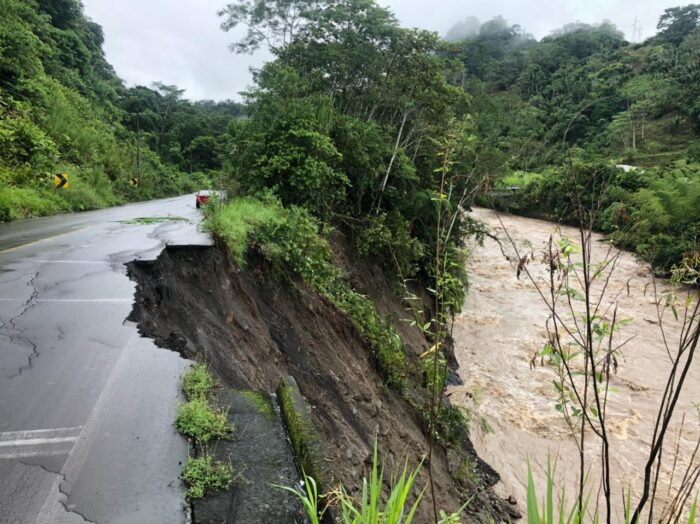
xmin=0 ymin=195 xmax=211 ymax=523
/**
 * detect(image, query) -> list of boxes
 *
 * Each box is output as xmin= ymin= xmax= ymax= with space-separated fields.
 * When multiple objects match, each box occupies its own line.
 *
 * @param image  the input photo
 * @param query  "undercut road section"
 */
xmin=0 ymin=195 xmax=211 ymax=523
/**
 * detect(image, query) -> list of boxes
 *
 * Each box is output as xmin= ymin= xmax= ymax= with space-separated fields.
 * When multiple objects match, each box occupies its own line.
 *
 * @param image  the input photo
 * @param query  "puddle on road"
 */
xmin=451 ymin=207 xmax=700 ymax=519
xmin=118 ymin=216 xmax=191 ymax=225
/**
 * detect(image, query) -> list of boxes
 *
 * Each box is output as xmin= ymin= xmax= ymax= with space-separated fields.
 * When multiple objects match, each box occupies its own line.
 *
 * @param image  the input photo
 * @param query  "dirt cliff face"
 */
xmin=127 ymin=243 xmax=516 ymax=522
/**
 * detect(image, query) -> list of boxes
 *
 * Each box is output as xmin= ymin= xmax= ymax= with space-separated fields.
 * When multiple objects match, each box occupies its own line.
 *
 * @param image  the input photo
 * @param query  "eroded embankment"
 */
xmin=126 ymin=242 xmax=517 ymax=522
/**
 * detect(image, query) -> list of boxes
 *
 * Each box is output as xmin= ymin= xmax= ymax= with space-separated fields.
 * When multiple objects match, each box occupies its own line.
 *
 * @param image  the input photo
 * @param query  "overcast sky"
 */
xmin=82 ymin=0 xmax=682 ymax=102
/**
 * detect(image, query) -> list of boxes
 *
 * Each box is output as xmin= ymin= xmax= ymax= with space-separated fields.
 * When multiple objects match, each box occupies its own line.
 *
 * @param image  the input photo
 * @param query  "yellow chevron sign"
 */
xmin=129 ymin=177 xmax=139 ymax=187
xmin=54 ymin=173 xmax=69 ymax=189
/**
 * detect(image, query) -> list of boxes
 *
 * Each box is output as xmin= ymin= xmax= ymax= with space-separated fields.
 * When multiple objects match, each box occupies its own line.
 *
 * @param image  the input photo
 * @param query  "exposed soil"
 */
xmin=126 ymin=241 xmax=515 ymax=522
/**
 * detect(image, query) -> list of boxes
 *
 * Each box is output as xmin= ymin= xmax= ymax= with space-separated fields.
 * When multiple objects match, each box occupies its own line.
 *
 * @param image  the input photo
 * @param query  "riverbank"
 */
xmin=451 ymin=207 xmax=699 ymax=519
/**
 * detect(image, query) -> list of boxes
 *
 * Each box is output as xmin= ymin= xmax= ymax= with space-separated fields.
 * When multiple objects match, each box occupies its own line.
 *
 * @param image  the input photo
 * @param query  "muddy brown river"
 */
xmin=451 ymin=208 xmax=699 ymax=520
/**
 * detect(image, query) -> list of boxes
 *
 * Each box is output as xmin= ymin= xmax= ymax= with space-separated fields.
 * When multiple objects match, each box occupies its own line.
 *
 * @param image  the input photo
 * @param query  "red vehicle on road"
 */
xmin=195 ymin=190 xmax=227 ymax=209
xmin=195 ymin=190 xmax=211 ymax=209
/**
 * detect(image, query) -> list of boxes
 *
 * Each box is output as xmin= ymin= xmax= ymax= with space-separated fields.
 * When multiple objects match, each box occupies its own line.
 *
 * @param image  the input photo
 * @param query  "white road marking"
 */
xmin=0 ymin=437 xmax=78 ymax=448
xmin=0 ymin=426 xmax=82 ymax=460
xmin=36 ymin=333 xmax=139 ymax=522
xmin=0 ymin=449 xmax=71 ymax=460
xmin=0 ymin=427 xmax=82 ymax=443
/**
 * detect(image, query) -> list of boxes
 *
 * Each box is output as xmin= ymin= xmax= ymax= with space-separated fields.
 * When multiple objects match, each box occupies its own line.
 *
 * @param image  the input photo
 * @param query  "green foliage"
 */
xmin=221 ymin=0 xmax=477 ymax=286
xmin=354 ymin=212 xmax=425 ymax=278
xmin=282 ymin=441 xmax=467 ymax=523
xmin=336 ymin=443 xmax=424 ymax=524
xmin=688 ymin=142 xmax=700 ymax=162
xmin=120 ymin=216 xmax=190 ymax=225
xmin=0 ymin=186 xmax=63 ymax=221
xmin=526 ymin=459 xmax=595 ymax=524
xmin=276 ymin=471 xmax=322 ymax=524
xmin=502 ymin=162 xmax=700 ymax=273
xmin=656 ymin=4 xmax=700 ymax=46
xmin=181 ymin=455 xmax=234 ymax=500
xmin=204 ymin=195 xmax=291 ymax=263
xmin=208 ymin=197 xmax=407 ymax=388
xmin=0 ymin=0 xmax=241 ymax=222
xmin=453 ymin=7 xmax=700 ymax=176
xmin=181 ymin=364 xmax=215 ymax=401
xmin=175 ymin=398 xmax=232 ymax=445
xmin=526 ymin=459 xmax=698 ymax=523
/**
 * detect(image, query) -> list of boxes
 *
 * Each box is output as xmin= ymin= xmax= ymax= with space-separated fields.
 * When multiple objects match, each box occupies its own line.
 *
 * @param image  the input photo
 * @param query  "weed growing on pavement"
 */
xmin=181 ymin=455 xmax=234 ymax=500
xmin=175 ymin=398 xmax=231 ymax=445
xmin=181 ymin=363 xmax=215 ymax=401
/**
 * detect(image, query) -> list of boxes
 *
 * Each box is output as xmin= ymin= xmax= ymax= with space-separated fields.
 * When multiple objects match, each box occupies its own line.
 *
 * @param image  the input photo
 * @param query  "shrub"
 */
xmin=181 ymin=455 xmax=234 ymax=500
xmin=181 ymin=364 xmax=215 ymax=401
xmin=688 ymin=142 xmax=700 ymax=163
xmin=175 ymin=398 xmax=231 ymax=445
xmin=279 ymin=441 xmax=467 ymax=524
xmin=207 ymin=197 xmax=407 ymax=389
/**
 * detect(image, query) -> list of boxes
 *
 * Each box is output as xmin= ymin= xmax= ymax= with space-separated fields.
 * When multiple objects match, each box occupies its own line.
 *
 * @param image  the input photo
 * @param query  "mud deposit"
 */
xmin=451 ymin=208 xmax=700 ymax=519
xmin=127 ymin=242 xmax=515 ymax=522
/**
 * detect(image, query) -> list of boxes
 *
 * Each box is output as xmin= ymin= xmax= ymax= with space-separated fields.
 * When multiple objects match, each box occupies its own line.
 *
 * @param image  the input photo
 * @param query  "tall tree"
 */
xmin=657 ymin=4 xmax=700 ymax=45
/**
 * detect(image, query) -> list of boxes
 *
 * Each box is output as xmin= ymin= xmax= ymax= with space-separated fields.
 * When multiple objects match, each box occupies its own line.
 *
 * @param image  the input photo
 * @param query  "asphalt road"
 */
xmin=0 ymin=195 xmax=212 ymax=523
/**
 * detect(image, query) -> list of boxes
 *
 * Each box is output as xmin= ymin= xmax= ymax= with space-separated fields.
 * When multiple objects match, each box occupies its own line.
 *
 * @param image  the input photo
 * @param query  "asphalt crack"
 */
xmin=8 ymin=270 xmax=41 ymax=378
xmin=9 ymin=270 xmax=41 ymax=327
xmin=17 ymin=461 xmax=98 ymax=524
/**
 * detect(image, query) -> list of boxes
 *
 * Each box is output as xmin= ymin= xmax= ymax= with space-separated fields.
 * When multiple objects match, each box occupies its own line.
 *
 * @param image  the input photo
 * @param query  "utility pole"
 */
xmin=136 ymin=112 xmax=141 ymax=189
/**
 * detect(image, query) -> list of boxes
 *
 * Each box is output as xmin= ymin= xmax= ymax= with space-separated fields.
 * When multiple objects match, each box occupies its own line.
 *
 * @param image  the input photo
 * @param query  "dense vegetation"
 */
xmin=0 ymin=0 xmax=243 ymax=221
xmin=2 ymin=0 xmax=696 ymax=518
xmin=217 ymin=0 xmax=481 ymax=294
xmin=448 ymin=6 xmax=700 ymax=272
xmin=208 ymin=1 xmax=489 ymax=518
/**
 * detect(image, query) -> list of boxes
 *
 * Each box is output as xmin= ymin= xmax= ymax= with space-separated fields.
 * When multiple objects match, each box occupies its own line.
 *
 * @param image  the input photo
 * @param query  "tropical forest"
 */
xmin=0 ymin=0 xmax=699 ymax=523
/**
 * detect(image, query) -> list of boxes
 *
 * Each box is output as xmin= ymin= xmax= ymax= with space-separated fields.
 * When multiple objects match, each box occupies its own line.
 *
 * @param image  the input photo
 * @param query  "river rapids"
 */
xmin=451 ymin=208 xmax=700 ymax=520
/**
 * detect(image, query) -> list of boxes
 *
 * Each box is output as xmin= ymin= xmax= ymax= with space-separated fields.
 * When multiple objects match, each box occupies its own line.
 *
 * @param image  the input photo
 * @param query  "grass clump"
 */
xmin=181 ymin=455 xmax=234 ymax=500
xmin=176 ymin=364 xmax=235 ymax=502
xmin=182 ymin=363 xmax=215 ymax=401
xmin=208 ymin=197 xmax=406 ymax=389
xmin=175 ymin=398 xmax=231 ymax=445
xmin=177 ymin=362 xmax=231 ymax=445
xmin=279 ymin=441 xmax=467 ymax=523
xmin=204 ymin=195 xmax=287 ymax=263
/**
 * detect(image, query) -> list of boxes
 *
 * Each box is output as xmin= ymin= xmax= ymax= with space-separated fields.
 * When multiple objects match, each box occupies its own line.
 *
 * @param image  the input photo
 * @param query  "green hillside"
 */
xmin=447 ymin=6 xmax=700 ymax=273
xmin=0 ymin=0 xmax=243 ymax=221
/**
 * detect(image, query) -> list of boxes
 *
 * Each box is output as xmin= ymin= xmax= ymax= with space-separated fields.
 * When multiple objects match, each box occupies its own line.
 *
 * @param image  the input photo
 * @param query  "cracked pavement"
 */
xmin=0 ymin=195 xmax=212 ymax=523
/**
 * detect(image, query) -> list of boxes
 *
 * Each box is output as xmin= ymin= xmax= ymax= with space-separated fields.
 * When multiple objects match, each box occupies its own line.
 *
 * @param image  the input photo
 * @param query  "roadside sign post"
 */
xmin=54 ymin=173 xmax=69 ymax=189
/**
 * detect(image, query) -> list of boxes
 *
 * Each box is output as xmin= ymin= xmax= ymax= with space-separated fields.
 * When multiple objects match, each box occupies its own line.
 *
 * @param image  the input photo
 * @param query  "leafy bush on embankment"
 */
xmin=206 ymin=196 xmax=406 ymax=389
xmin=493 ymin=161 xmax=700 ymax=274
